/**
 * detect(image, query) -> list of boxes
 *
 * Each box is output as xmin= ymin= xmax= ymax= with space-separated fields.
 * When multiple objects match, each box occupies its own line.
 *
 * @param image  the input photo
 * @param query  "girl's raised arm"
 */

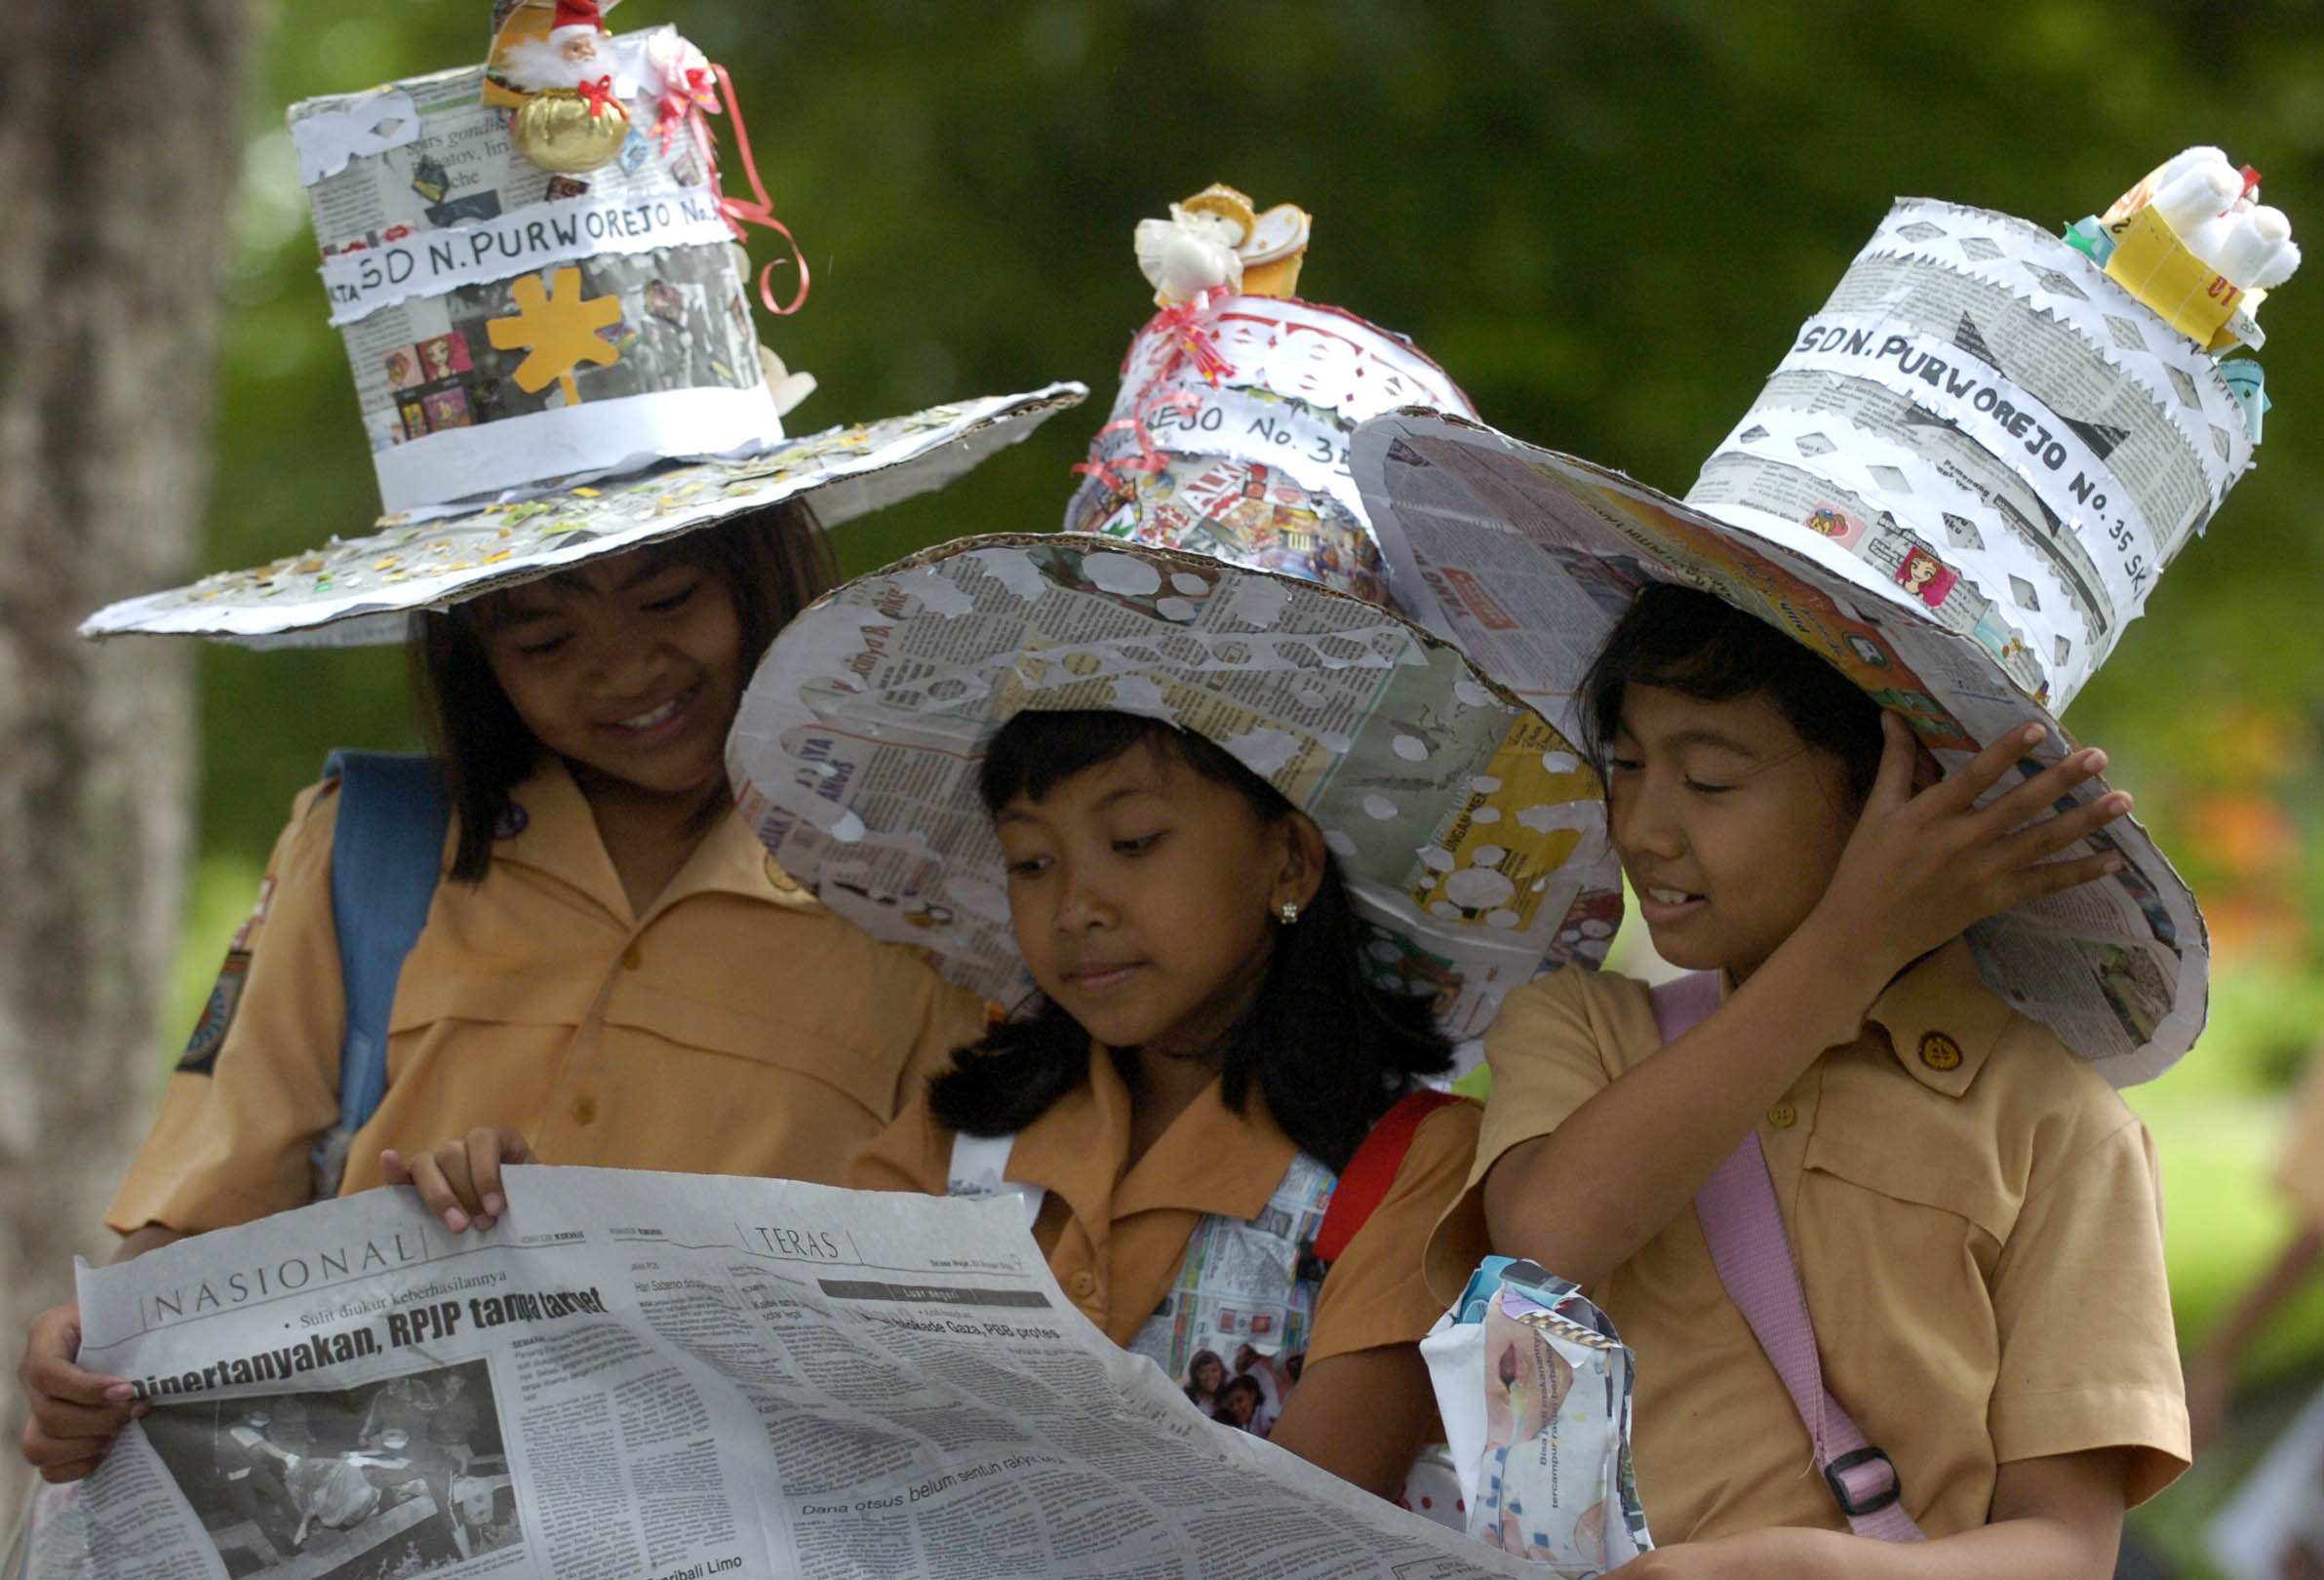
xmin=1486 ymin=716 xmax=2129 ymax=1292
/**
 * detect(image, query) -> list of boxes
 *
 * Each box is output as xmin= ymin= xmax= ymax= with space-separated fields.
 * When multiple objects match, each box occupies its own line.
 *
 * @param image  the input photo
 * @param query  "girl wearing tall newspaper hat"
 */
xmin=700 ymin=533 xmax=1622 ymax=1503
xmin=1359 ymin=150 xmax=2295 ymax=1569
xmin=387 ymin=194 xmax=1617 ymax=1510
xmin=18 ymin=4 xmax=1082 ymax=1485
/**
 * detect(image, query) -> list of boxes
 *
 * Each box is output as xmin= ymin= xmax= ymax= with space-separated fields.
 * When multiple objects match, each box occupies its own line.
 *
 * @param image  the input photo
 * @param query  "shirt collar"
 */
xmin=1004 ymin=1044 xmax=1298 ymax=1223
xmin=1858 ymin=935 xmax=2014 ymax=1097
xmin=491 ymin=756 xmax=825 ymax=927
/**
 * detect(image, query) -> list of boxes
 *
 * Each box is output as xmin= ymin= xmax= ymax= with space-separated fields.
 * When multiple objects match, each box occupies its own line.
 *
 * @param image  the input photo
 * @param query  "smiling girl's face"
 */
xmin=479 ymin=543 xmax=742 ymax=803
xmin=1606 ymin=683 xmax=1863 ymax=981
xmin=994 ymin=735 xmax=1318 ymax=1058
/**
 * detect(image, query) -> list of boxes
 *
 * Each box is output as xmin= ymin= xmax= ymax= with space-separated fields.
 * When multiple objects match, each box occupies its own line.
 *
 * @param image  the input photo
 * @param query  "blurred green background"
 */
xmin=165 ymin=1 xmax=2324 ymax=1567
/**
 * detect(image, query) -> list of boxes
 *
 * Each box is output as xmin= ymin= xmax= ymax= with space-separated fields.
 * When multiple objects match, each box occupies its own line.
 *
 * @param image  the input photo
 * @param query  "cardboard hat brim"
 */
xmin=80 ymin=385 xmax=1085 ymax=648
xmin=1355 ymin=409 xmax=2204 ymax=1085
xmin=726 ymin=533 xmax=1626 ymax=1036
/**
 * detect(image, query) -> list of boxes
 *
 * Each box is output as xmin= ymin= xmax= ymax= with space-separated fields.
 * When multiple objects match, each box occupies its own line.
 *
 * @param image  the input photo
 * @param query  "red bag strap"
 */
xmin=1311 ymin=1088 xmax=1469 ymax=1268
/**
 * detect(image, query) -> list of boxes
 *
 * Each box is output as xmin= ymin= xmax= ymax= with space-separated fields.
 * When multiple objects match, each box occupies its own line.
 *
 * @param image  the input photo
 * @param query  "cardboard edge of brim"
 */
xmin=77 ymin=384 xmax=1089 ymax=649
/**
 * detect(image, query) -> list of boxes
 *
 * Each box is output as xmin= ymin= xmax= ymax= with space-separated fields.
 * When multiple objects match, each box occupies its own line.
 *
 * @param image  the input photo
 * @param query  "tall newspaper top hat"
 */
xmin=1065 ymin=185 xmax=1476 ymax=609
xmin=1357 ymin=149 xmax=2297 ymax=1083
xmin=1682 ymin=145 xmax=2289 ymax=712
xmin=727 ymin=534 xmax=1624 ymax=1036
xmin=80 ymin=3 xmax=1082 ymax=648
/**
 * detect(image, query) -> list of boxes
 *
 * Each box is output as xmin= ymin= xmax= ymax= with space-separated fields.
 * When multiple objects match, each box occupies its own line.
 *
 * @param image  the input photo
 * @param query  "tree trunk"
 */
xmin=0 ymin=0 xmax=250 ymax=1528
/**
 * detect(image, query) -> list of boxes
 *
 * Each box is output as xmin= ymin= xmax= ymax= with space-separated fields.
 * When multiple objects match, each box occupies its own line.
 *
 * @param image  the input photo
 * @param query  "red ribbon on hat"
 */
xmin=650 ymin=64 xmax=719 ymax=155
xmin=1151 ymin=290 xmax=1236 ymax=386
xmin=575 ymin=75 xmax=629 ymax=121
xmin=1070 ymin=391 xmax=1201 ymax=494
xmin=666 ymin=62 xmax=807 ymax=317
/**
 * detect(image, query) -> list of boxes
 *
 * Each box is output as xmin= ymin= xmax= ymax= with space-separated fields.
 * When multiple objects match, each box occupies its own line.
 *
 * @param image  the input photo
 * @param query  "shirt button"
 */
xmin=1069 ymin=1270 xmax=1096 ymax=1298
xmin=619 ymin=943 xmax=643 ymax=970
xmin=571 ymin=1095 xmax=598 ymax=1126
xmin=1920 ymin=1032 xmax=1963 ymax=1071
xmin=1767 ymin=1102 xmax=1797 ymax=1129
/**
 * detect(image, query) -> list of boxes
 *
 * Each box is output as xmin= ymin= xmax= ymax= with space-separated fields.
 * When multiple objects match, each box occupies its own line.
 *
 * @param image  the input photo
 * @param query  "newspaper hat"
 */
xmin=1064 ymin=184 xmax=1476 ymax=606
xmin=1357 ymin=154 xmax=2297 ymax=1083
xmin=80 ymin=14 xmax=1082 ymax=648
xmin=726 ymin=534 xmax=1625 ymax=1036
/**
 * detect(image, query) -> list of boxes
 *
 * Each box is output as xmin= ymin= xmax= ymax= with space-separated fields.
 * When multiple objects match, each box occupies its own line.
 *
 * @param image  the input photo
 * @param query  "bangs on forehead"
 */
xmin=467 ymin=542 xmax=696 ymax=629
xmin=976 ymin=710 xmax=1178 ymax=815
xmin=976 ymin=709 xmax=1294 ymax=822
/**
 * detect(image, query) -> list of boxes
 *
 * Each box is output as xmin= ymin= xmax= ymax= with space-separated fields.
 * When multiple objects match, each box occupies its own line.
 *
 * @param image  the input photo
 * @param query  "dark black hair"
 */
xmin=1578 ymin=581 xmax=1885 ymax=803
xmin=411 ymin=497 xmax=836 ymax=882
xmin=926 ymin=710 xmax=1453 ymax=1174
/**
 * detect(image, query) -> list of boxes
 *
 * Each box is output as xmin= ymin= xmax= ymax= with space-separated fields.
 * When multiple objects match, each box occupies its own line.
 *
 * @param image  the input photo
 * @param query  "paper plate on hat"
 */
xmin=1354 ymin=153 xmax=2299 ymax=1082
xmin=80 ymin=17 xmax=1085 ymax=647
xmin=1067 ymin=186 xmax=1475 ymax=605
xmin=726 ymin=533 xmax=1624 ymax=1037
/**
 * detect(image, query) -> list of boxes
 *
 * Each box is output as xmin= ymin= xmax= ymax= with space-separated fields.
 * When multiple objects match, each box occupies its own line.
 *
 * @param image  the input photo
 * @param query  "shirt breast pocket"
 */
xmin=1794 ymin=1126 xmax=2010 ymax=1394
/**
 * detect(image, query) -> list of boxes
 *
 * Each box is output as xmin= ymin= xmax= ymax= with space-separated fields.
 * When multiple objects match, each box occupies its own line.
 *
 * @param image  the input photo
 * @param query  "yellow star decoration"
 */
xmin=486 ymin=266 xmax=620 ymax=405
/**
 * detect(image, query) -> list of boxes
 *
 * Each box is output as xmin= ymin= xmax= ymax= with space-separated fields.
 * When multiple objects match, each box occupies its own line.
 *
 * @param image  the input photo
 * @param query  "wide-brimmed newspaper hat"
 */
xmin=1063 ymin=184 xmax=1475 ymax=606
xmin=1356 ymin=153 xmax=2297 ymax=1083
xmin=726 ymin=533 xmax=1625 ymax=1036
xmin=81 ymin=14 xmax=1081 ymax=649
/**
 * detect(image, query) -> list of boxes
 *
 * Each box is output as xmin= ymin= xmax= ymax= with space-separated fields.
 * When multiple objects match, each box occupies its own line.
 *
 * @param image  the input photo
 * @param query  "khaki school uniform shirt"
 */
xmin=110 ymin=760 xmax=989 ymax=1235
xmin=849 ymin=1044 xmax=1488 ymax=1359
xmin=2274 ymin=1053 xmax=2324 ymax=1232
xmin=1430 ymin=939 xmax=2187 ymax=1541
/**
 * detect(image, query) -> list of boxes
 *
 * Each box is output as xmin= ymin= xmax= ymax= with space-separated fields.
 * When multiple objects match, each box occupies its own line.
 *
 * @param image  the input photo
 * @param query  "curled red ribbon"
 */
xmin=575 ymin=75 xmax=629 ymax=121
xmin=1150 ymin=289 xmax=1236 ymax=386
xmin=685 ymin=62 xmax=808 ymax=317
xmin=1070 ymin=391 xmax=1201 ymax=494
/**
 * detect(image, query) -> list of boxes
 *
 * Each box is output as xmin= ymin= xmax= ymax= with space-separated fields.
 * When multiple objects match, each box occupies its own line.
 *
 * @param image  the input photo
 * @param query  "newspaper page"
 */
xmin=26 ymin=1167 xmax=1540 ymax=1580
xmin=728 ymin=535 xmax=1624 ymax=1039
xmin=1355 ymin=411 xmax=2205 ymax=1083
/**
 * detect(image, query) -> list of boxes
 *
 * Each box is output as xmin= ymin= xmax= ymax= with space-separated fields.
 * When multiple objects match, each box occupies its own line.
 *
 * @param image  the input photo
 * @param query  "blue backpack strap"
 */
xmin=310 ymin=749 xmax=450 ymax=1198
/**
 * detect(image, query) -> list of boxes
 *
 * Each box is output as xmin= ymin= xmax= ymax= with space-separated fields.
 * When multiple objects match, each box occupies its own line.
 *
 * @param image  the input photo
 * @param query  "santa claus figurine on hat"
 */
xmin=495 ymin=0 xmax=620 ymax=95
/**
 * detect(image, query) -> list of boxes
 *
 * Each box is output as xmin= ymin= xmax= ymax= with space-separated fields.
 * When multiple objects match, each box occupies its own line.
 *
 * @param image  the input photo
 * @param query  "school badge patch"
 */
xmin=179 ymin=879 xmax=272 ymax=1076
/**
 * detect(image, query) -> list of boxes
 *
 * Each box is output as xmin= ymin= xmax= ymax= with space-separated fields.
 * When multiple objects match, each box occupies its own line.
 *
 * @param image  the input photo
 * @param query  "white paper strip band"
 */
xmin=321 ymin=188 xmax=734 ymax=326
xmin=374 ymin=383 xmax=781 ymax=513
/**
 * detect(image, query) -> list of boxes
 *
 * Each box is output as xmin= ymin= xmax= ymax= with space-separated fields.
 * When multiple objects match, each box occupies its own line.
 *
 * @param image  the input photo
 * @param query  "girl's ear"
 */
xmin=1274 ymin=812 xmax=1329 ymax=914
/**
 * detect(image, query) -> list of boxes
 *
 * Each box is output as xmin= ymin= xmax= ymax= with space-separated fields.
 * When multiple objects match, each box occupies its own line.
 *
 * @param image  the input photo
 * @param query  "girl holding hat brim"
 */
xmin=19 ymin=12 xmax=1083 ymax=1483
xmin=1358 ymin=160 xmax=2273 ymax=1567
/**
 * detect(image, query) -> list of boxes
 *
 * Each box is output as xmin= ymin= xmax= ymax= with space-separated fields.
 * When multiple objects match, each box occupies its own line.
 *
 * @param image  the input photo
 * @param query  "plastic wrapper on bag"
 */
xmin=1422 ymin=1257 xmax=1651 ymax=1576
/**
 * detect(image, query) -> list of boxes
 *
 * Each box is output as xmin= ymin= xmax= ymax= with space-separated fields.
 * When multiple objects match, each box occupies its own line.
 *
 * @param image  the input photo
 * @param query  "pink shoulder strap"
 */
xmin=1649 ymin=972 xmax=1924 ymax=1542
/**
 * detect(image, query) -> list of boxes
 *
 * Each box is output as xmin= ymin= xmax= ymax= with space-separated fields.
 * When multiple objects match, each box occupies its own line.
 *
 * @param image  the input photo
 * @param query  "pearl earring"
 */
xmin=1279 ymin=900 xmax=1301 ymax=926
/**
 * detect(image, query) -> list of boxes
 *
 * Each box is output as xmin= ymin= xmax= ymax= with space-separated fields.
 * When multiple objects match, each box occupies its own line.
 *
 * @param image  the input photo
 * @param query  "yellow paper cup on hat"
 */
xmin=1357 ymin=158 xmax=2294 ymax=1084
xmin=1073 ymin=185 xmax=1471 ymax=609
xmin=80 ymin=12 xmax=1083 ymax=648
xmin=727 ymin=534 xmax=1624 ymax=1036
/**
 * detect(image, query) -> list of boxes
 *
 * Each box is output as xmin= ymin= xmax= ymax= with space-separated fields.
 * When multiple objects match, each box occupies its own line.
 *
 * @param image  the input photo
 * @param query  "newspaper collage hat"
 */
xmin=1355 ymin=150 xmax=2297 ymax=1083
xmin=728 ymin=191 xmax=1614 ymax=1035
xmin=81 ymin=1 xmax=1082 ymax=649
xmin=1064 ymin=183 xmax=1477 ymax=608
xmin=727 ymin=534 xmax=1623 ymax=1036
